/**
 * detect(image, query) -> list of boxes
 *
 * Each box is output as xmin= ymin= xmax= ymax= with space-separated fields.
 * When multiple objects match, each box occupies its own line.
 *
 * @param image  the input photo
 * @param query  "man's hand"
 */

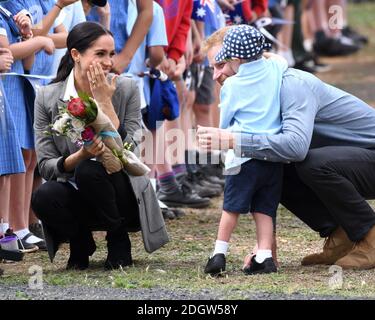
xmin=197 ymin=125 xmax=234 ymax=151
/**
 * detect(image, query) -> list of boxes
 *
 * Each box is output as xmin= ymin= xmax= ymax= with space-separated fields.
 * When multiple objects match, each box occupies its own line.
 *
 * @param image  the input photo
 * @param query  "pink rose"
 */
xmin=67 ymin=97 xmax=86 ymax=118
xmin=81 ymin=126 xmax=95 ymax=141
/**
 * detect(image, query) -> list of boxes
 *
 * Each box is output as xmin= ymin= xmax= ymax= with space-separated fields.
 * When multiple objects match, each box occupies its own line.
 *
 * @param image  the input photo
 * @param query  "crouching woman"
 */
xmin=32 ymin=22 xmax=168 ymax=271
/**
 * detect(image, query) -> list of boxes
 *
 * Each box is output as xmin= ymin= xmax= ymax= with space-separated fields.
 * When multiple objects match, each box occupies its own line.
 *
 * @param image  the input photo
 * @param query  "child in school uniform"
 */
xmin=203 ymin=25 xmax=287 ymax=276
xmin=0 ymin=4 xmax=54 ymax=251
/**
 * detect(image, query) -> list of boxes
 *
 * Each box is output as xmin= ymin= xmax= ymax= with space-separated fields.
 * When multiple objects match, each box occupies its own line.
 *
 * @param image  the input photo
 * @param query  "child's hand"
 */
xmin=0 ymin=48 xmax=13 ymax=72
xmin=57 ymin=0 xmax=80 ymax=8
xmin=14 ymin=12 xmax=33 ymax=40
xmin=217 ymin=0 xmax=235 ymax=11
xmin=37 ymin=36 xmax=55 ymax=55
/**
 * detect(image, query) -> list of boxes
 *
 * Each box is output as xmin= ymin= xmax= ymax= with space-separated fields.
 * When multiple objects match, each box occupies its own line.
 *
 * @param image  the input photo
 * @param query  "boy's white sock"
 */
xmin=212 ymin=240 xmax=229 ymax=256
xmin=255 ymin=249 xmax=272 ymax=263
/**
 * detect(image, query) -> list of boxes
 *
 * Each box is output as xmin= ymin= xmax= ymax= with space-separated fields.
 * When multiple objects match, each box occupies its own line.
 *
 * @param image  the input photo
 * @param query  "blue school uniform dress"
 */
xmin=0 ymin=78 xmax=26 ymax=175
xmin=4 ymin=0 xmax=62 ymax=78
xmin=0 ymin=10 xmax=33 ymax=173
xmin=87 ymin=0 xmax=129 ymax=55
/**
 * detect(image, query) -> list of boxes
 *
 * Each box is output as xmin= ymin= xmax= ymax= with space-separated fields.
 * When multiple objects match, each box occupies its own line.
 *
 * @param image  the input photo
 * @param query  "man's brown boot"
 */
xmin=301 ymin=227 xmax=354 ymax=266
xmin=335 ymin=225 xmax=375 ymax=270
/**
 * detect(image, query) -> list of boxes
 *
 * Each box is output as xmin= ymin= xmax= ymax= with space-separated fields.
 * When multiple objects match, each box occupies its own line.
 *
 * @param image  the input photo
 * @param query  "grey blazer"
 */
xmin=34 ymin=74 xmax=169 ymax=256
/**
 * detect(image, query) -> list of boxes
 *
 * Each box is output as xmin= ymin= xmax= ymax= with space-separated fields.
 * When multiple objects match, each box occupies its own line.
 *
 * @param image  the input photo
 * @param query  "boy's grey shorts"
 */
xmin=189 ymin=63 xmax=215 ymax=105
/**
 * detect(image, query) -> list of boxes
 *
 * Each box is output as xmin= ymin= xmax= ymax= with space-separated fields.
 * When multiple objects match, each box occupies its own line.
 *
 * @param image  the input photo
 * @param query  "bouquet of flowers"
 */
xmin=48 ymin=92 xmax=150 ymax=176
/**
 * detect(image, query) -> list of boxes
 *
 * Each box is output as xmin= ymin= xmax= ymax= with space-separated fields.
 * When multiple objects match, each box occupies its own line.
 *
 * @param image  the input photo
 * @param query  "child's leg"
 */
xmin=0 ymin=175 xmax=11 ymax=233
xmin=212 ymin=210 xmax=240 ymax=256
xmin=217 ymin=210 xmax=240 ymax=242
xmin=253 ymin=212 xmax=274 ymax=250
xmin=243 ymin=234 xmax=279 ymax=269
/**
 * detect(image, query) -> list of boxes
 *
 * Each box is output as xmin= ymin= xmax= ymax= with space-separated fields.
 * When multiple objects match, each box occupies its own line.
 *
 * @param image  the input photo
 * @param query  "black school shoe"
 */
xmin=204 ymin=253 xmax=226 ymax=276
xmin=243 ymin=256 xmax=277 ymax=275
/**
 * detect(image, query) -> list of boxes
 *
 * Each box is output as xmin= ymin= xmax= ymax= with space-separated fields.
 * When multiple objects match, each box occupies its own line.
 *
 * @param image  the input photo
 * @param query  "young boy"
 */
xmin=203 ymin=25 xmax=287 ymax=276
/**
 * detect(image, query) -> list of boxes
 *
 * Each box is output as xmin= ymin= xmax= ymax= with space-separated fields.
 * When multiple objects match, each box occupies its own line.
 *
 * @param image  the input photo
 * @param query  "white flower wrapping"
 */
xmin=52 ymin=112 xmax=71 ymax=134
xmin=87 ymin=103 xmax=150 ymax=176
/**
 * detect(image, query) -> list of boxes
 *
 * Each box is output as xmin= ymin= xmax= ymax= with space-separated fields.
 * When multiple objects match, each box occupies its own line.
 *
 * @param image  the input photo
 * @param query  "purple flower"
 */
xmin=81 ymin=126 xmax=95 ymax=141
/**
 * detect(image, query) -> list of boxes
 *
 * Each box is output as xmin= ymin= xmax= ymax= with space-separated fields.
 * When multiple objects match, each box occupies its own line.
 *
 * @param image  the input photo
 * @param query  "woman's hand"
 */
xmin=197 ymin=125 xmax=235 ymax=151
xmin=81 ymin=135 xmax=106 ymax=158
xmin=87 ymin=62 xmax=118 ymax=105
xmin=0 ymin=48 xmax=13 ymax=72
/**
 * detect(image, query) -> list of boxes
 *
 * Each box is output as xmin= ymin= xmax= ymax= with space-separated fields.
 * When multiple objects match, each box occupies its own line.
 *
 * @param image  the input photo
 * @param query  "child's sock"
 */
xmin=158 ymin=172 xmax=178 ymax=193
xmin=255 ymin=249 xmax=272 ymax=263
xmin=1 ymin=222 xmax=9 ymax=234
xmin=212 ymin=240 xmax=229 ymax=256
xmin=14 ymin=228 xmax=42 ymax=244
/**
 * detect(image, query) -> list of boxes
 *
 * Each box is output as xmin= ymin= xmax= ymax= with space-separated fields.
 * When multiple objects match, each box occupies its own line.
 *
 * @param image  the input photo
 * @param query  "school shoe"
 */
xmin=20 ymin=232 xmax=47 ymax=251
xmin=243 ymin=256 xmax=277 ymax=275
xmin=301 ymin=227 xmax=354 ymax=266
xmin=29 ymin=223 xmax=45 ymax=242
xmin=335 ymin=225 xmax=375 ymax=270
xmin=196 ymin=166 xmax=225 ymax=188
xmin=313 ymin=31 xmax=360 ymax=56
xmin=157 ymin=185 xmax=211 ymax=208
xmin=342 ymin=26 xmax=368 ymax=46
xmin=204 ymin=253 xmax=226 ymax=276
xmin=161 ymin=208 xmax=176 ymax=220
xmin=0 ymin=248 xmax=24 ymax=262
xmin=177 ymin=172 xmax=221 ymax=198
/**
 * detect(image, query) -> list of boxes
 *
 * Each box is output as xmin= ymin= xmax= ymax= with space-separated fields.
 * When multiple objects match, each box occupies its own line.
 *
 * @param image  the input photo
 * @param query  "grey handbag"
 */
xmin=129 ymin=175 xmax=170 ymax=253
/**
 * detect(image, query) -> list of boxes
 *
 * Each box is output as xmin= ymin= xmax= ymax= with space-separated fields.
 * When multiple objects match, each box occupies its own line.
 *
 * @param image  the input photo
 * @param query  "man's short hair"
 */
xmin=201 ymin=26 xmax=233 ymax=55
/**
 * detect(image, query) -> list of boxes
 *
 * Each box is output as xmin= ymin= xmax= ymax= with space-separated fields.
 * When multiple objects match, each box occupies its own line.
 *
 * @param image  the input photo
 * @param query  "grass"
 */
xmin=2 ymin=199 xmax=375 ymax=299
xmin=2 ymin=2 xmax=375 ymax=300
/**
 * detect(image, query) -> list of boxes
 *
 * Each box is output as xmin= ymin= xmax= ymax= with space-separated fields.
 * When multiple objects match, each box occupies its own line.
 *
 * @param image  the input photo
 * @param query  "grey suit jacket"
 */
xmin=34 ymin=74 xmax=169 ymax=255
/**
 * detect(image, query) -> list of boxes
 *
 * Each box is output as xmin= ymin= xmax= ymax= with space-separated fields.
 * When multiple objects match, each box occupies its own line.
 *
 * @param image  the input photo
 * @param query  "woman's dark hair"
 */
xmin=52 ymin=22 xmax=113 ymax=84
